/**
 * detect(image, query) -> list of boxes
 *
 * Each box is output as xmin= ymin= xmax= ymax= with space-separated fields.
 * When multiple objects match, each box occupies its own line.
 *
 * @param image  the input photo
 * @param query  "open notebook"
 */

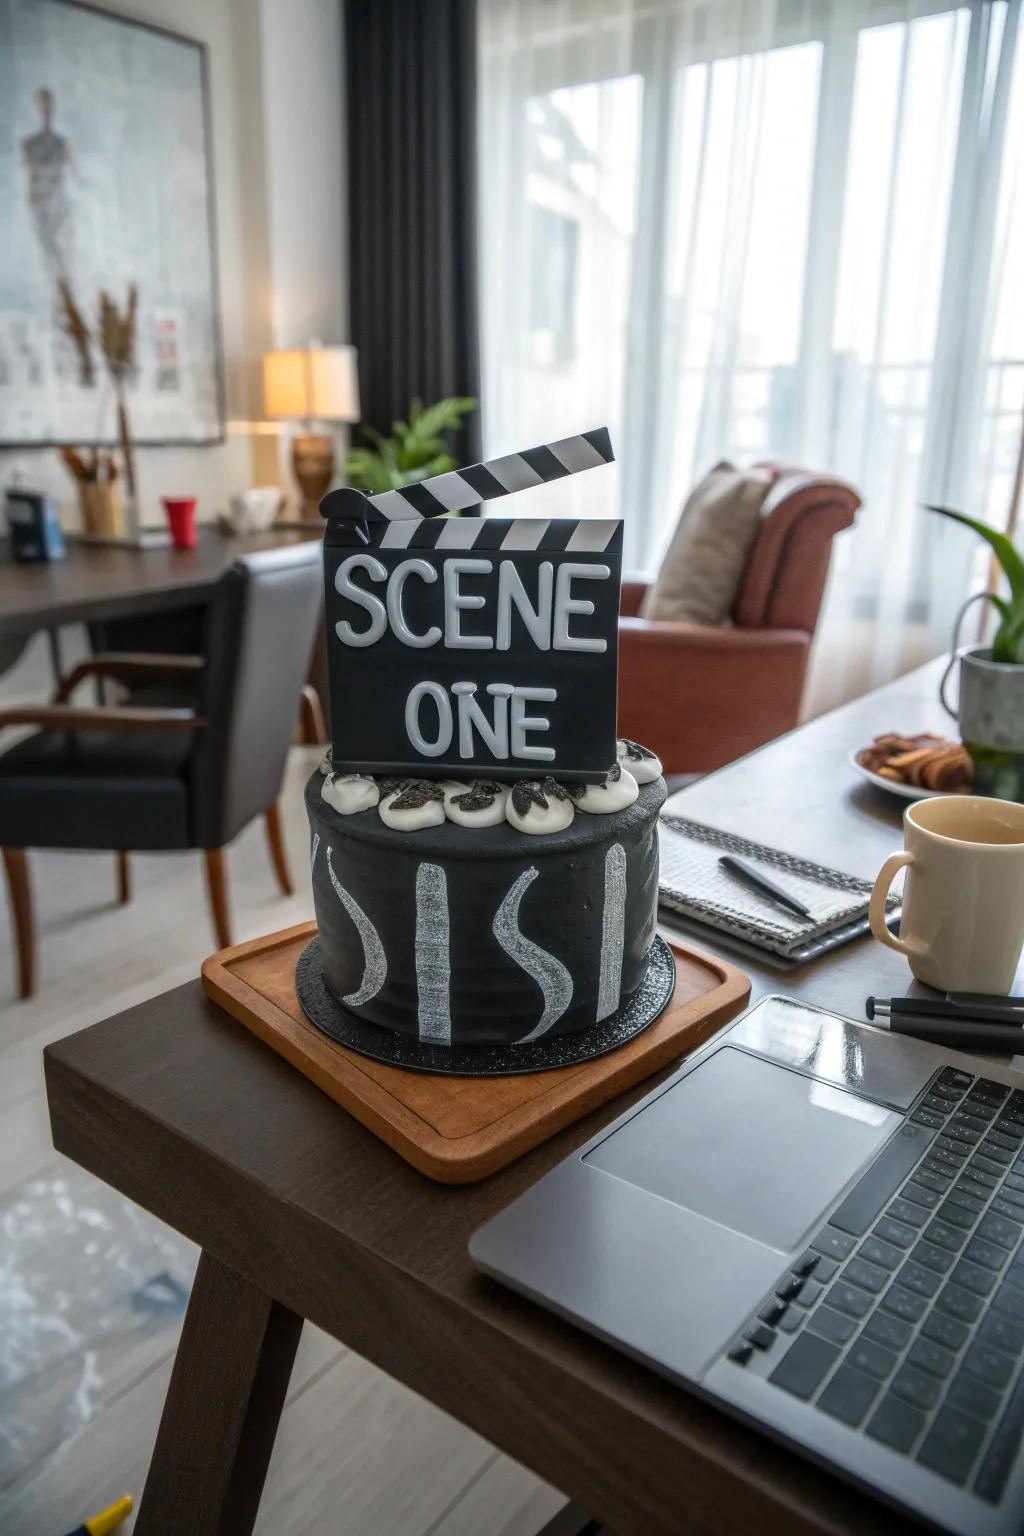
xmin=658 ymin=814 xmax=901 ymax=963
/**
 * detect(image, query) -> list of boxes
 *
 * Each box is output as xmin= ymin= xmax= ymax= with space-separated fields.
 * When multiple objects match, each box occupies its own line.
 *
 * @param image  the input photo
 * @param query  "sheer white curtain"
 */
xmin=478 ymin=0 xmax=1024 ymax=709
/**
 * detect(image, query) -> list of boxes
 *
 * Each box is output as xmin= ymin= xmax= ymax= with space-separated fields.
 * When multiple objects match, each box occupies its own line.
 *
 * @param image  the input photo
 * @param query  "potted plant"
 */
xmin=346 ymin=396 xmax=477 ymax=495
xmin=927 ymin=503 xmax=1024 ymax=799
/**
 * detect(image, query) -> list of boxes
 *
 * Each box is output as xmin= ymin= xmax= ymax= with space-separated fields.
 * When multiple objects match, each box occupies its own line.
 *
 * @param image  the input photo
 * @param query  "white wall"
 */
xmin=0 ymin=0 xmax=347 ymax=525
xmin=260 ymin=0 xmax=347 ymax=349
xmin=257 ymin=0 xmax=349 ymax=486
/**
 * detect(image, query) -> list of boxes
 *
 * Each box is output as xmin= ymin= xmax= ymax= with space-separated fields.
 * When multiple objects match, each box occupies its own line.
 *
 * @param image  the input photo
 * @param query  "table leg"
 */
xmin=135 ymin=1250 xmax=302 ymax=1536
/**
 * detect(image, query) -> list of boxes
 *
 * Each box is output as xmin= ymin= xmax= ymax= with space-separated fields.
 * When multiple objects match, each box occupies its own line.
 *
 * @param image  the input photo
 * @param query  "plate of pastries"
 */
xmin=850 ymin=732 xmax=973 ymax=799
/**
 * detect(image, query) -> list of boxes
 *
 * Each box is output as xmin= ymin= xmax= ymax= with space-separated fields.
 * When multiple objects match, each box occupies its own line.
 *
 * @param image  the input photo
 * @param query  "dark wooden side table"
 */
xmin=43 ymin=659 xmax=956 ymax=1535
xmin=45 ymin=973 xmax=904 ymax=1536
xmin=0 ymin=525 xmax=323 ymax=639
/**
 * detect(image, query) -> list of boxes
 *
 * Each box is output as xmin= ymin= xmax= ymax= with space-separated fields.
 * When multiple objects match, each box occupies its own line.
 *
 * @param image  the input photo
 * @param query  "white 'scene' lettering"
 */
xmin=334 ymin=554 xmax=608 ymax=653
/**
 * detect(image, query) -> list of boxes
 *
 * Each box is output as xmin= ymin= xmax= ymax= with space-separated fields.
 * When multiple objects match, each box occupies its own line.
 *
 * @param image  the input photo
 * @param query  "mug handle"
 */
xmin=868 ymin=852 xmax=928 ymax=958
xmin=939 ymin=591 xmax=991 ymax=720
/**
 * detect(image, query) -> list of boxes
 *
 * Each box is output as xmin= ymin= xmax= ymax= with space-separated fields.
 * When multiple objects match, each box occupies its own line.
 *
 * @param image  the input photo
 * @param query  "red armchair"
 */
xmin=618 ymin=467 xmax=860 ymax=774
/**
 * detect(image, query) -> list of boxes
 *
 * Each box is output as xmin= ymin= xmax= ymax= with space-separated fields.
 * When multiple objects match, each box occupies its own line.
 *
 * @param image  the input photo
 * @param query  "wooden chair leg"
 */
xmin=2 ymin=848 xmax=36 ymax=1000
xmin=263 ymin=802 xmax=294 ymax=896
xmin=202 ymin=847 xmax=232 ymax=950
xmin=299 ymin=683 xmax=327 ymax=746
xmin=116 ymin=850 xmax=132 ymax=905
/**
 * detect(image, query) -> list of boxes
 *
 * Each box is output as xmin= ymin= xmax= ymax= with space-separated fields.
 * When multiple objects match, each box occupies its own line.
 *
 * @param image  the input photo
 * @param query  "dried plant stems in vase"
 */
xmin=99 ymin=285 xmax=139 ymax=505
xmin=57 ymin=280 xmax=95 ymax=387
xmin=59 ymin=446 xmax=122 ymax=536
xmin=57 ymin=279 xmax=140 ymax=533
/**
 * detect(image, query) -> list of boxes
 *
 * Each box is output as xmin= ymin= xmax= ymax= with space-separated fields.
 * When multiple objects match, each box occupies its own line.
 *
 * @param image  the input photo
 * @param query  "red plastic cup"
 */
xmin=162 ymin=496 xmax=198 ymax=549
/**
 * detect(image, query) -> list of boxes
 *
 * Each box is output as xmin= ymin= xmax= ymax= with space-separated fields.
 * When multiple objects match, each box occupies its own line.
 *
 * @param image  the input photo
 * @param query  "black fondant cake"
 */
xmin=306 ymin=771 xmax=666 ymax=1048
xmin=302 ymin=424 xmax=672 ymax=1067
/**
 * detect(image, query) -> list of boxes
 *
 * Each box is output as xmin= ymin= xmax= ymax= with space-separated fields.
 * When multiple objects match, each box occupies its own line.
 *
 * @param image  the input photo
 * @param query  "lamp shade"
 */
xmin=263 ymin=345 xmax=360 ymax=422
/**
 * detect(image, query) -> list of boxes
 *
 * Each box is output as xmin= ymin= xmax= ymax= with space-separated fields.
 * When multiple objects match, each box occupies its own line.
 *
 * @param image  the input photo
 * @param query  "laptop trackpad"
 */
xmin=584 ymin=1047 xmax=899 ymax=1251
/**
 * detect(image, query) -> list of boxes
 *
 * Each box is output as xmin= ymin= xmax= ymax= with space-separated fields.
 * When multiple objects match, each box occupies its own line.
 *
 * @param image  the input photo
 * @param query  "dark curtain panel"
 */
xmin=346 ymin=0 xmax=481 ymax=466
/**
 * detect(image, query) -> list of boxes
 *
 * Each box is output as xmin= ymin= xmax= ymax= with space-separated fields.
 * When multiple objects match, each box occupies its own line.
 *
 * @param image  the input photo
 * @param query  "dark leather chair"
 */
xmin=0 ymin=543 xmax=323 ymax=998
xmin=88 ymin=598 xmax=328 ymax=742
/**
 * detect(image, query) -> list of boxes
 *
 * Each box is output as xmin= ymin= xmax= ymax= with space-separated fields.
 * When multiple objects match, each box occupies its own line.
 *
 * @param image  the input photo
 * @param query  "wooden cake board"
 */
xmin=201 ymin=922 xmax=750 ymax=1184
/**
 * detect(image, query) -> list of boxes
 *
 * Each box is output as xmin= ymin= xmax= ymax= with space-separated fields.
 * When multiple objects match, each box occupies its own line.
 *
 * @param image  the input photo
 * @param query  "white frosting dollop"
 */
xmin=318 ymin=747 xmax=333 ymax=775
xmin=446 ymin=781 xmax=510 ymax=828
xmin=506 ymin=778 xmax=575 ymax=836
xmin=616 ymin=738 xmax=662 ymax=785
xmin=379 ymin=781 xmax=446 ymax=831
xmin=572 ymin=765 xmax=639 ymax=814
xmin=322 ymin=773 xmax=379 ymax=815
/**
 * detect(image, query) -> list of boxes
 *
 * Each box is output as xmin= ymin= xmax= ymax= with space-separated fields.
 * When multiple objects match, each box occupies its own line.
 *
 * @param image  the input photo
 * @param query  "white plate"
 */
xmin=848 ymin=750 xmax=942 ymax=801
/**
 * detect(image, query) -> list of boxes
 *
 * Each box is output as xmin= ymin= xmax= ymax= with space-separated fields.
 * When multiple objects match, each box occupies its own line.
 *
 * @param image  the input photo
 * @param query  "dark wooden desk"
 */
xmin=44 ymin=660 xmax=962 ymax=1536
xmin=0 ymin=524 xmax=321 ymax=637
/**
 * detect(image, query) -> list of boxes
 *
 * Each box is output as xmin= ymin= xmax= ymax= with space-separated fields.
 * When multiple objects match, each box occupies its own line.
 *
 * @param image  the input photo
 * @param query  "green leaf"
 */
xmin=397 ymin=453 xmax=457 ymax=486
xmin=994 ymin=604 xmax=1024 ymax=664
xmin=346 ymin=396 xmax=478 ymax=493
xmin=396 ymin=436 xmax=446 ymax=471
xmin=345 ymin=448 xmax=395 ymax=494
xmin=413 ymin=396 xmax=478 ymax=440
xmin=924 ymin=504 xmax=1024 ymax=607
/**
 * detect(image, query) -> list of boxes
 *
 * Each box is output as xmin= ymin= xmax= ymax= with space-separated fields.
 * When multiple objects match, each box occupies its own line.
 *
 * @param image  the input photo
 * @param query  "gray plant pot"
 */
xmin=942 ymin=645 xmax=1024 ymax=800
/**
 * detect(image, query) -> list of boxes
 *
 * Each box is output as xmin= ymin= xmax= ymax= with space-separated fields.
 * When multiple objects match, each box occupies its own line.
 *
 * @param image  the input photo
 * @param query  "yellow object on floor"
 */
xmin=63 ymin=1493 xmax=134 ymax=1536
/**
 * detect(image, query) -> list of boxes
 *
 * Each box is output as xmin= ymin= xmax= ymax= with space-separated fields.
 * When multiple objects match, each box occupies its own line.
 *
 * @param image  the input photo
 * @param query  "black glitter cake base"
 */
xmin=295 ymin=933 xmax=676 ymax=1076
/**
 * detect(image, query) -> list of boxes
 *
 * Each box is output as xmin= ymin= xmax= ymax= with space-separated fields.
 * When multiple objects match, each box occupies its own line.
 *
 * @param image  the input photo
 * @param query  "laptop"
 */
xmin=470 ymin=996 xmax=1024 ymax=1536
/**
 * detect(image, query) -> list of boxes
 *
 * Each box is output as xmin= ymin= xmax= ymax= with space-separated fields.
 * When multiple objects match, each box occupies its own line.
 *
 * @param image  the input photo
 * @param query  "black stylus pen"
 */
xmin=871 ymin=1015 xmax=1024 ymax=1053
xmin=868 ymin=996 xmax=1024 ymax=1027
xmin=718 ymin=854 xmax=813 ymax=919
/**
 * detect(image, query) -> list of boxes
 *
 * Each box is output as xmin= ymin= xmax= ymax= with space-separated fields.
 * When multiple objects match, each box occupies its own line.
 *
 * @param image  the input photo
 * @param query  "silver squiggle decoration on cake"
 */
xmin=596 ymin=843 xmax=626 ymax=1021
xmin=415 ymin=863 xmax=452 ymax=1043
xmin=325 ymin=845 xmax=387 ymax=1006
xmin=310 ymin=831 xmax=320 ymax=868
xmin=493 ymin=867 xmax=573 ymax=1042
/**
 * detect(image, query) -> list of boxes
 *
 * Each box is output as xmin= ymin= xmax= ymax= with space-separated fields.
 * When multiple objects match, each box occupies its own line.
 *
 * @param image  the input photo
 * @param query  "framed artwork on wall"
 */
xmin=0 ymin=0 xmax=224 ymax=446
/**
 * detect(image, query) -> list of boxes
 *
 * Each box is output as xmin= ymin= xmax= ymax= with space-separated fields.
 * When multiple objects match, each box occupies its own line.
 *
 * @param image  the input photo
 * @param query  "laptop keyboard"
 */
xmin=726 ymin=1067 xmax=1024 ymax=1503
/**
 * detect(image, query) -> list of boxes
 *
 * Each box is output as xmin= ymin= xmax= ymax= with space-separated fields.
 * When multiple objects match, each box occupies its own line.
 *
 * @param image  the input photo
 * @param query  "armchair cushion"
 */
xmin=617 ymin=618 xmax=809 ymax=775
xmin=640 ymin=461 xmax=772 ymax=625
xmin=0 ymin=728 xmax=191 ymax=849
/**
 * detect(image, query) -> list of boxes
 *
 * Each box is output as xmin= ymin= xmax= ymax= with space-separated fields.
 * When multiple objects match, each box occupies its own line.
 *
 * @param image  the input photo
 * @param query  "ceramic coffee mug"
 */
xmin=226 ymin=486 xmax=283 ymax=533
xmin=868 ymin=795 xmax=1024 ymax=993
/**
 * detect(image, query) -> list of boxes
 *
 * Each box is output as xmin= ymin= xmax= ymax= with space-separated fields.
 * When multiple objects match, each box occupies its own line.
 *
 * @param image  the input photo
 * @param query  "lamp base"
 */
xmin=292 ymin=433 xmax=335 ymax=519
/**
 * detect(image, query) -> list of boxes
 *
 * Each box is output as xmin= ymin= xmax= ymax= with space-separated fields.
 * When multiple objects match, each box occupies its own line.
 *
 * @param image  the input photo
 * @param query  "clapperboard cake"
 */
xmin=297 ymin=428 xmax=674 ymax=1075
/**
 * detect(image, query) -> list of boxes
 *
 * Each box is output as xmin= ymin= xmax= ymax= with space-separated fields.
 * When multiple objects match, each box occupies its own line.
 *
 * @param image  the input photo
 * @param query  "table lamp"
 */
xmin=263 ymin=343 xmax=360 ymax=518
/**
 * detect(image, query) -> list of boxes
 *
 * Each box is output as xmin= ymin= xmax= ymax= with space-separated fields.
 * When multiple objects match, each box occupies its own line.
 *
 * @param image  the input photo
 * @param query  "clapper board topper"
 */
xmin=319 ymin=428 xmax=621 ymax=783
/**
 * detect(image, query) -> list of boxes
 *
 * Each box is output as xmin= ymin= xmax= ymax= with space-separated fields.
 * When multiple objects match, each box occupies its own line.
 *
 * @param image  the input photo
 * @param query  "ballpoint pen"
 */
xmin=866 ymin=997 xmax=1024 ymax=1052
xmin=718 ymin=854 xmax=813 ymax=920
xmin=867 ymin=1013 xmax=1024 ymax=1053
xmin=867 ymin=996 xmax=1024 ymax=1027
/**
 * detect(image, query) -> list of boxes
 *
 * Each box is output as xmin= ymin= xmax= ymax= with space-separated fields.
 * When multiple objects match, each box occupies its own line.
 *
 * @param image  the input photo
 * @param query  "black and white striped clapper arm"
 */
xmin=321 ymin=427 xmax=614 ymax=524
xmin=371 ymin=516 xmax=623 ymax=554
xmin=368 ymin=426 xmax=613 ymax=520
